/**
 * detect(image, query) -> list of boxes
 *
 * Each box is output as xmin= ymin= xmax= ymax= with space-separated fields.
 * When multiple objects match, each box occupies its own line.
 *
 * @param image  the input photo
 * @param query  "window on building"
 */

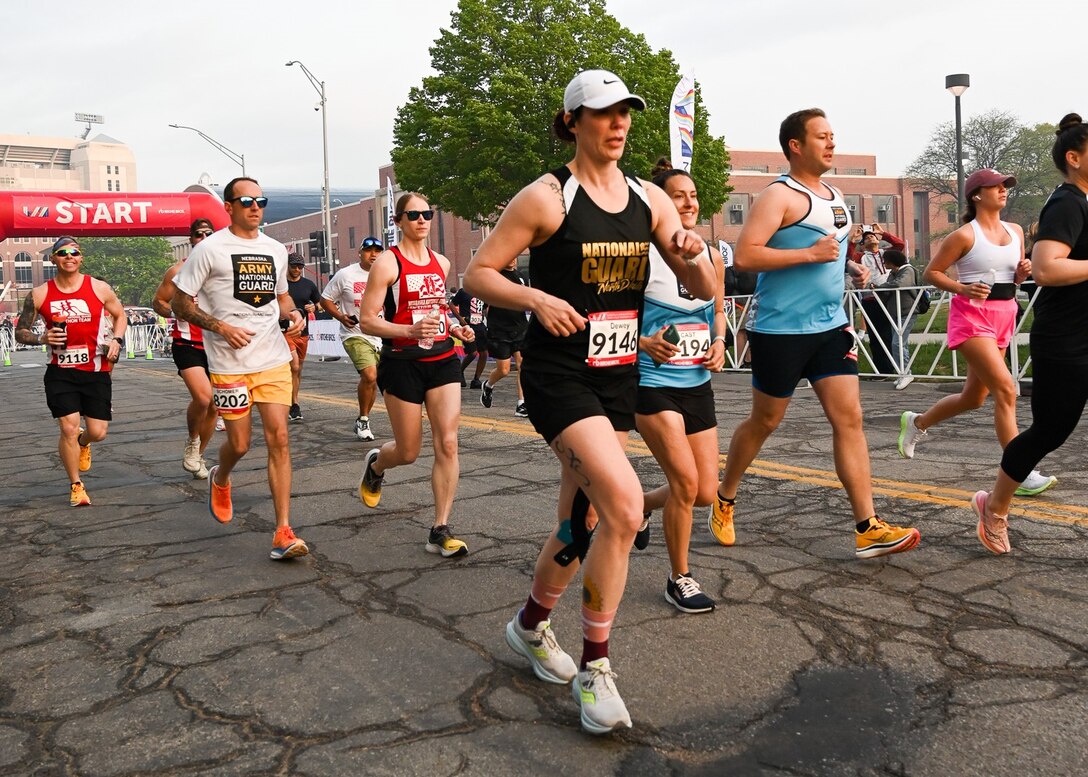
xmin=840 ymin=167 xmax=867 ymax=176
xmin=349 ymin=226 xmax=356 ymax=249
xmin=727 ymin=194 xmax=749 ymax=225
xmin=0 ymin=262 xmax=4 ymax=283
xmin=42 ymin=263 xmax=57 ymax=280
xmin=470 ymin=220 xmax=480 ymax=232
xmin=15 ymin=252 xmax=33 ymax=285
xmin=107 ymin=180 xmax=113 ymax=191
xmin=947 ymin=209 xmax=957 ymax=224
xmin=843 ymin=194 xmax=861 ymax=222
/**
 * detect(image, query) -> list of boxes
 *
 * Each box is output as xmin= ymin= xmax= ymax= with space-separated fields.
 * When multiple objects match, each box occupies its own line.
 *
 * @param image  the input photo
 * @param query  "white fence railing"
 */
xmin=723 ymin=285 xmax=1039 ymax=390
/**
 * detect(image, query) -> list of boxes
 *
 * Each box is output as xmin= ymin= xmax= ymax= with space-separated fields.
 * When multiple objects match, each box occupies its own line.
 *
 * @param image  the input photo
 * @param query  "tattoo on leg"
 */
xmin=582 ymin=576 xmax=603 ymax=611
xmin=553 ymin=433 xmax=590 ymax=488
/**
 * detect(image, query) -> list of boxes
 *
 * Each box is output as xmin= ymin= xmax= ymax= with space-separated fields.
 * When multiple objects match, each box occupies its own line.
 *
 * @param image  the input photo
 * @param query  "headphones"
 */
xmin=973 ymin=195 xmax=982 ymax=201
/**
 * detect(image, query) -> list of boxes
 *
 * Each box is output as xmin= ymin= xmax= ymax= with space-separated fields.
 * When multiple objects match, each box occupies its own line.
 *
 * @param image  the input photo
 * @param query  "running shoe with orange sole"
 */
xmin=708 ymin=492 xmax=736 ymax=546
xmin=70 ymin=481 xmax=91 ymax=507
xmin=207 ymin=465 xmax=233 ymax=523
xmin=855 ymin=517 xmax=920 ymax=559
xmin=77 ymin=427 xmax=91 ymax=472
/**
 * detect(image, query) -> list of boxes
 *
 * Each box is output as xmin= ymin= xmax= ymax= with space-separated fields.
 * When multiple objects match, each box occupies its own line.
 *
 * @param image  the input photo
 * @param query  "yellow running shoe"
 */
xmin=708 ymin=492 xmax=736 ymax=546
xmin=855 ymin=517 xmax=920 ymax=559
xmin=425 ymin=524 xmax=468 ymax=558
xmin=78 ymin=428 xmax=91 ymax=472
xmin=358 ymin=448 xmax=383 ymax=508
xmin=70 ymin=481 xmax=91 ymax=507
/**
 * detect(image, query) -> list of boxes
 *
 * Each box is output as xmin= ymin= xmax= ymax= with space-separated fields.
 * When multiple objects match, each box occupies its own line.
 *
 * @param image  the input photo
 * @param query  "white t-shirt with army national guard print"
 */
xmin=174 ymin=228 xmax=291 ymax=375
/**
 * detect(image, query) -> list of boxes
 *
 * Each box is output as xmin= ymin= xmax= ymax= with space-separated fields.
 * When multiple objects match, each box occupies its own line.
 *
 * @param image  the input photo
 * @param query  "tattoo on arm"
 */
xmin=172 ymin=294 xmax=221 ymax=333
xmin=546 ymin=180 xmax=567 ymax=217
xmin=14 ymin=294 xmax=39 ymax=344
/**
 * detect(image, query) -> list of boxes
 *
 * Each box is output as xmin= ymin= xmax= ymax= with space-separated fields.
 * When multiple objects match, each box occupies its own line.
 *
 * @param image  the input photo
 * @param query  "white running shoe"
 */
xmin=572 ymin=658 xmax=632 ymax=735
xmin=354 ymin=415 xmax=374 ymax=441
xmin=897 ymin=411 xmax=926 ymax=459
xmin=192 ymin=458 xmax=209 ymax=480
xmin=215 ymin=417 xmax=226 ymax=432
xmin=182 ymin=437 xmax=202 ymax=473
xmin=505 ymin=612 xmax=577 ymax=684
xmin=1015 ymin=470 xmax=1057 ymax=497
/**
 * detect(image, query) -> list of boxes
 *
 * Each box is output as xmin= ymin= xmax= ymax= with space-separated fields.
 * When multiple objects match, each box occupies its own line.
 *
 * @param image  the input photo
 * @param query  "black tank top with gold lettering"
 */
xmin=525 ymin=165 xmax=652 ymax=374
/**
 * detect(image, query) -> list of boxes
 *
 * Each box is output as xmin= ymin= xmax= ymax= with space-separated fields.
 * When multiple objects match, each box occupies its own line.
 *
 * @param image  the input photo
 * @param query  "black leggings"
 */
xmin=1000 ymin=355 xmax=1088 ymax=482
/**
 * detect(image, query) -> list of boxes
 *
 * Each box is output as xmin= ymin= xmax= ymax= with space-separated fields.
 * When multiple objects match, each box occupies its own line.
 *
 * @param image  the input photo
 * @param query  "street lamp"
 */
xmin=945 ymin=73 xmax=970 ymax=222
xmin=285 ymin=60 xmax=333 ymax=282
xmin=168 ymin=124 xmax=245 ymax=176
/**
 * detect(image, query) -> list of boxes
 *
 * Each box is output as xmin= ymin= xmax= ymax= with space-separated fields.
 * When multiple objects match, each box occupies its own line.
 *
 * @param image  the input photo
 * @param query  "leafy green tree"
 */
xmin=392 ymin=0 xmax=730 ymax=225
xmin=79 ymin=237 xmax=174 ymax=306
xmin=905 ymin=110 xmax=1061 ymax=229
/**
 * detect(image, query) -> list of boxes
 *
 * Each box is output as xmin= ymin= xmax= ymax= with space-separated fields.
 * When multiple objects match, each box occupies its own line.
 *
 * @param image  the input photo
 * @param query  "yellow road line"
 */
xmin=129 ymin=366 xmax=1088 ymax=528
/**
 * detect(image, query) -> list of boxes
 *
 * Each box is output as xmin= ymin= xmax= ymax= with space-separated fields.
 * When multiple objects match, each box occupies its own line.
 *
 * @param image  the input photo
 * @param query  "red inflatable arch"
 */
xmin=0 ymin=190 xmax=229 ymax=240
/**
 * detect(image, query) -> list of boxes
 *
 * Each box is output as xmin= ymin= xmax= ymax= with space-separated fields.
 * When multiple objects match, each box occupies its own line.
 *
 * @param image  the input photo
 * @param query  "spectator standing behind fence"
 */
xmin=896 ymin=169 xmax=1056 ymax=496
xmin=971 ymin=115 xmax=1088 ymax=553
xmin=874 ymin=249 xmax=922 ymax=370
xmin=850 ymin=223 xmax=905 ymax=374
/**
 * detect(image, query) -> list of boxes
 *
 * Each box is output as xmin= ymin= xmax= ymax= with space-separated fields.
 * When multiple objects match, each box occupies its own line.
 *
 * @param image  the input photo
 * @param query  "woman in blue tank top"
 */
xmin=634 ymin=159 xmax=726 ymax=615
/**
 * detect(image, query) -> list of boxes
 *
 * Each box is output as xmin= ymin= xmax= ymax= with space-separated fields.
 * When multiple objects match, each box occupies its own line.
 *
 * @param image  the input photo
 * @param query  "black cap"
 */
xmin=51 ymin=236 xmax=79 ymax=254
xmin=288 ymin=253 xmax=305 ymax=266
xmin=361 ymin=236 xmax=383 ymax=250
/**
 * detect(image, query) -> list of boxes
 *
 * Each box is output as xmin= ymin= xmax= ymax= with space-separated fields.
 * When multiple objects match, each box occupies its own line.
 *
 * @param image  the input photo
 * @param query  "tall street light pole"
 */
xmin=168 ymin=124 xmax=245 ymax=176
xmin=945 ymin=74 xmax=970 ymax=223
xmin=286 ymin=60 xmax=332 ymax=285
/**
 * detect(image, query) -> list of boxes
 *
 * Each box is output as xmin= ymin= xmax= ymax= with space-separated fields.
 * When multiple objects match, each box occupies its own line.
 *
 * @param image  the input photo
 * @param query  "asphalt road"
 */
xmin=2 ymin=350 xmax=1086 ymax=776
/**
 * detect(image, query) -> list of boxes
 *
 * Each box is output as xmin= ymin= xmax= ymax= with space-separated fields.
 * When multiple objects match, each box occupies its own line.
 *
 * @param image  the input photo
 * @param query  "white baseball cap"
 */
xmin=563 ymin=70 xmax=646 ymax=113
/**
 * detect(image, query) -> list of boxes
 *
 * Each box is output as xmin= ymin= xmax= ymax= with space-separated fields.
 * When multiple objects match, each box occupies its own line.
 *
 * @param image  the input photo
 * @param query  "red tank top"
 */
xmin=41 ymin=275 xmax=111 ymax=372
xmin=170 ymin=260 xmax=204 ymax=346
xmin=381 ymin=245 xmax=453 ymax=361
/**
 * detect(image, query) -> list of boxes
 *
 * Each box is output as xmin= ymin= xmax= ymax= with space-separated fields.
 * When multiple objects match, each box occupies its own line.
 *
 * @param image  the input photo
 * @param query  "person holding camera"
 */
xmin=897 ymin=169 xmax=1055 ymax=495
xmin=874 ymin=249 xmax=924 ymax=370
xmin=321 ymin=237 xmax=385 ymax=440
xmin=850 ymin=223 xmax=905 ymax=375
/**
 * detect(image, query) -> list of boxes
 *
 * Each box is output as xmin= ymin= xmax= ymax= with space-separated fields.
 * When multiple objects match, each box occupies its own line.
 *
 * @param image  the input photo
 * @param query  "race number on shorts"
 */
xmin=666 ymin=323 xmax=710 ymax=366
xmin=55 ymin=345 xmax=90 ymax=368
xmin=213 ymin=380 xmax=251 ymax=415
xmin=586 ymin=310 xmax=638 ymax=368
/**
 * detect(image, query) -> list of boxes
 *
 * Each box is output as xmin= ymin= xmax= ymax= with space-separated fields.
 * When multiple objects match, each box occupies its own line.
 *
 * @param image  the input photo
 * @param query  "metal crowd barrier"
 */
xmin=723 ymin=285 xmax=1039 ymax=391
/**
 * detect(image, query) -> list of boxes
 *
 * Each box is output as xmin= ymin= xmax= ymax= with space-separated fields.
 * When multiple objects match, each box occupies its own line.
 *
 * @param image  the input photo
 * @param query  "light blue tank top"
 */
xmin=638 ymin=244 xmax=714 ymax=388
xmin=746 ymin=175 xmax=852 ymax=334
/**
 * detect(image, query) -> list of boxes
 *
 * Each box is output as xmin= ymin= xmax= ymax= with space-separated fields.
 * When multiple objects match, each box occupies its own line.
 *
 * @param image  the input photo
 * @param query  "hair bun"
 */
xmin=1057 ymin=113 xmax=1083 ymax=134
xmin=650 ymin=156 xmax=673 ymax=178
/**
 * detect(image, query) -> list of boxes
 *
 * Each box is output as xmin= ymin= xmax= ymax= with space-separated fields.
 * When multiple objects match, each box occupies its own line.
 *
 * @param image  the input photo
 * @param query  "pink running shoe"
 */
xmin=972 ymin=490 xmax=1010 ymax=555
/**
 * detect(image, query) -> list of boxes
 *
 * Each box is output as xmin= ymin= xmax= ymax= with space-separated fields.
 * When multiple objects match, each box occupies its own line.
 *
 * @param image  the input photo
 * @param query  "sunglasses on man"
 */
xmin=193 ymin=230 xmax=214 ymax=238
xmin=398 ymin=209 xmax=434 ymax=222
xmin=53 ymin=248 xmax=82 ymax=257
xmin=227 ymin=196 xmax=269 ymax=209
xmin=361 ymin=239 xmax=383 ymax=249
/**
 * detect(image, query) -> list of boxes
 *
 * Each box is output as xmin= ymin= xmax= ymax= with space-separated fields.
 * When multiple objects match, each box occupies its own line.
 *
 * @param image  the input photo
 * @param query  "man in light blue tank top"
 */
xmin=707 ymin=108 xmax=922 ymax=561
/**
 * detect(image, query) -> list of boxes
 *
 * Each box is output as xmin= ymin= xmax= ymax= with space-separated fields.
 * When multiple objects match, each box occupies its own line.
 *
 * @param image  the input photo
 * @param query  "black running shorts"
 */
xmin=377 ymin=354 xmax=461 ymax=404
xmin=172 ymin=340 xmax=209 ymax=376
xmin=461 ymin=323 xmax=488 ymax=356
xmin=748 ymin=324 xmax=859 ymax=398
xmin=44 ymin=364 xmax=113 ymax=420
xmin=520 ymin=362 xmax=637 ymax=444
xmin=635 ymin=380 xmax=716 ymax=435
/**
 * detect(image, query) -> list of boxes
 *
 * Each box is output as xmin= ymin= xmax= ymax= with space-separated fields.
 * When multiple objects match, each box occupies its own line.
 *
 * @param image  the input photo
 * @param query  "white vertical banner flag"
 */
xmin=385 ymin=177 xmax=397 ymax=247
xmin=670 ymin=70 xmax=696 ymax=172
xmin=719 ymin=240 xmax=734 ymax=268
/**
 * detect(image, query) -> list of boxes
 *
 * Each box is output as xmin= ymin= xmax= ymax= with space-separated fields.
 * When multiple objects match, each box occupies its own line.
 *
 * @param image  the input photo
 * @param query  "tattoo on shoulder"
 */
xmin=546 ymin=180 xmax=567 ymax=217
xmin=15 ymin=294 xmax=37 ymax=332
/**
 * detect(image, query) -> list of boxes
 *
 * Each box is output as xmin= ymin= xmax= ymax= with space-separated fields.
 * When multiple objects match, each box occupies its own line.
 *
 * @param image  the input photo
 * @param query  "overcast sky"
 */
xmin=2 ymin=0 xmax=1074 ymax=193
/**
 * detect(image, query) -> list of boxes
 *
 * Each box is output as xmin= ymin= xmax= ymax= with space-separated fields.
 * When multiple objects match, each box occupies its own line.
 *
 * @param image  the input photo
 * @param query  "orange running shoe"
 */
xmin=70 ymin=481 xmax=91 ymax=507
xmin=207 ymin=465 xmax=233 ymax=523
xmin=78 ymin=428 xmax=91 ymax=472
xmin=270 ymin=526 xmax=308 ymax=561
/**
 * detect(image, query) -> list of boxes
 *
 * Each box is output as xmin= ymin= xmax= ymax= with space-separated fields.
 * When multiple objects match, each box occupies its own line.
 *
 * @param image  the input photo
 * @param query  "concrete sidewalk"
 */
xmin=1 ymin=351 xmax=1086 ymax=776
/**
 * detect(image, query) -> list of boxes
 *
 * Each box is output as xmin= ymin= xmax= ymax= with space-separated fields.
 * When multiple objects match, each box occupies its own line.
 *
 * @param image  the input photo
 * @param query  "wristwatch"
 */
xmin=113 ymin=336 xmax=125 ymax=347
